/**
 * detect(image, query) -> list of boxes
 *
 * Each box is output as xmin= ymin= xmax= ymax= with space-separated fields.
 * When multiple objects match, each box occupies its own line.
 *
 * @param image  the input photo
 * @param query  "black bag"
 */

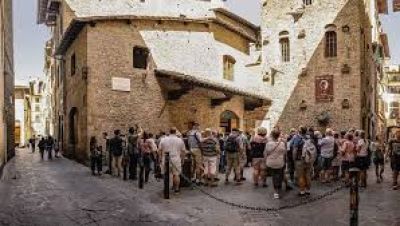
xmin=251 ymin=142 xmax=266 ymax=158
xmin=180 ymin=155 xmax=192 ymax=187
xmin=225 ymin=136 xmax=238 ymax=153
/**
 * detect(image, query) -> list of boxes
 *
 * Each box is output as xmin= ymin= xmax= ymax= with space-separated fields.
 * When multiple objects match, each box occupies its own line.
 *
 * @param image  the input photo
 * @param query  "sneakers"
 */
xmin=392 ymin=185 xmax=398 ymax=190
xmin=273 ymin=193 xmax=280 ymax=199
xmin=298 ymin=192 xmax=306 ymax=197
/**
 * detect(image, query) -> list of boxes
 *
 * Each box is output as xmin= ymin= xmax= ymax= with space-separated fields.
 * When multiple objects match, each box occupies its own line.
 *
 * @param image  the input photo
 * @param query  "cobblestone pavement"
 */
xmin=1 ymin=149 xmax=399 ymax=226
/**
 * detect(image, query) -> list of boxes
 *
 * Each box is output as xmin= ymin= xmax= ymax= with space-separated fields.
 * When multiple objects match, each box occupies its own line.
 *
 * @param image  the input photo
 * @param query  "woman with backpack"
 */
xmin=250 ymin=127 xmax=268 ymax=187
xmin=264 ymin=129 xmax=286 ymax=199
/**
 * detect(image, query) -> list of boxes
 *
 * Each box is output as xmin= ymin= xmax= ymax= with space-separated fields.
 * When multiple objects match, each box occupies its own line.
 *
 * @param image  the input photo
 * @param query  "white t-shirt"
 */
xmin=319 ymin=136 xmax=335 ymax=158
xmin=159 ymin=135 xmax=186 ymax=162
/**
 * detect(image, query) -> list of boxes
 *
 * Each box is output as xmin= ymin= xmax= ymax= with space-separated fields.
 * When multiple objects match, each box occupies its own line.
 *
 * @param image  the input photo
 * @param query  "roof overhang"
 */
xmin=155 ymin=69 xmax=270 ymax=105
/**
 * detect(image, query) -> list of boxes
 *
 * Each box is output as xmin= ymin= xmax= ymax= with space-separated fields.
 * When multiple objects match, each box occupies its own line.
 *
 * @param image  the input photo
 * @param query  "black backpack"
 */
xmin=251 ymin=142 xmax=266 ymax=158
xmin=110 ymin=137 xmax=123 ymax=156
xmin=225 ymin=136 xmax=238 ymax=153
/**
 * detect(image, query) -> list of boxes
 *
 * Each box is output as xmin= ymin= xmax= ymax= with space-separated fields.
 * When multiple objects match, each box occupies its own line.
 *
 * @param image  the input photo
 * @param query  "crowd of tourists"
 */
xmin=85 ymin=123 xmax=400 ymax=198
xmin=29 ymin=135 xmax=60 ymax=160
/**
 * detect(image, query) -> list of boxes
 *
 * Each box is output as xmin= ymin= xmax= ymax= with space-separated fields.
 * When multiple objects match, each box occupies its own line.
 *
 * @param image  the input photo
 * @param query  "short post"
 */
xmin=139 ymin=155 xmax=144 ymax=189
xmin=123 ymin=156 xmax=128 ymax=181
xmin=164 ymin=153 xmax=170 ymax=199
xmin=349 ymin=168 xmax=360 ymax=226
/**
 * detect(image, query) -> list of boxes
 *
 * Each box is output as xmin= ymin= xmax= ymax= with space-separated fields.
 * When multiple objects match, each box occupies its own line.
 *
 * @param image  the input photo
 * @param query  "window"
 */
xmin=223 ymin=55 xmax=236 ymax=81
xmin=325 ymin=31 xmax=337 ymax=57
xmin=389 ymin=102 xmax=400 ymax=119
xmin=35 ymin=106 xmax=40 ymax=112
xmin=280 ymin=38 xmax=290 ymax=62
xmin=35 ymin=97 xmax=40 ymax=103
xmin=35 ymin=116 xmax=41 ymax=123
xmin=70 ymin=53 xmax=76 ymax=76
xmin=303 ymin=0 xmax=313 ymax=5
xmin=133 ymin=46 xmax=149 ymax=69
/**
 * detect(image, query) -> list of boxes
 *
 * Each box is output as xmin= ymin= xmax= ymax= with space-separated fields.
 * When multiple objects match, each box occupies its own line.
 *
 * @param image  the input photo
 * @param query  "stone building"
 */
xmin=28 ymin=79 xmax=47 ymax=137
xmin=381 ymin=65 xmax=400 ymax=140
xmin=14 ymin=85 xmax=32 ymax=147
xmin=38 ymin=0 xmax=269 ymax=161
xmin=261 ymin=0 xmax=385 ymax=136
xmin=0 ymin=0 xmax=14 ymax=173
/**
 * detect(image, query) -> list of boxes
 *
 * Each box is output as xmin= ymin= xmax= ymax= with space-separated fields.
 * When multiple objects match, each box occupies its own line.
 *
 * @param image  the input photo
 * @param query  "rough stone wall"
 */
xmin=261 ymin=0 xmax=371 ymax=132
xmin=64 ymin=28 xmax=88 ymax=161
xmin=0 ymin=0 xmax=14 ymax=167
xmin=85 ymin=21 xmax=173 ymax=153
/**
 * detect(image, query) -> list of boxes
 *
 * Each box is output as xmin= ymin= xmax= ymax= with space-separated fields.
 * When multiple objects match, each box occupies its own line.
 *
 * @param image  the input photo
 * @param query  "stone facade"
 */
xmin=38 ymin=0 xmax=266 ymax=162
xmin=261 ymin=0 xmax=380 ymax=134
xmin=0 ymin=0 xmax=14 ymax=171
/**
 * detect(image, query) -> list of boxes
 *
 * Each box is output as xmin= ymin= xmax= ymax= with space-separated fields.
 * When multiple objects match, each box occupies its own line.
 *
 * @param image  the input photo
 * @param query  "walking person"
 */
xmin=218 ymin=133 xmax=226 ymax=173
xmin=90 ymin=136 xmax=102 ymax=176
xmin=264 ymin=129 xmax=286 ymax=199
xmin=250 ymin=127 xmax=268 ymax=187
xmin=286 ymin=128 xmax=297 ymax=184
xmin=38 ymin=137 xmax=46 ymax=160
xmin=372 ymin=137 xmax=385 ymax=183
xmin=46 ymin=136 xmax=54 ymax=160
xmin=127 ymin=125 xmax=143 ymax=180
xmin=54 ymin=139 xmax=60 ymax=158
xmin=224 ymin=128 xmax=243 ymax=185
xmin=355 ymin=131 xmax=370 ymax=187
xmin=138 ymin=132 xmax=157 ymax=183
xmin=110 ymin=130 xmax=124 ymax=177
xmin=29 ymin=136 xmax=36 ymax=153
xmin=159 ymin=127 xmax=187 ymax=194
xmin=388 ymin=130 xmax=400 ymax=190
xmin=318 ymin=128 xmax=335 ymax=183
xmin=238 ymin=130 xmax=250 ymax=181
xmin=200 ymin=129 xmax=220 ymax=187
xmin=187 ymin=123 xmax=204 ymax=185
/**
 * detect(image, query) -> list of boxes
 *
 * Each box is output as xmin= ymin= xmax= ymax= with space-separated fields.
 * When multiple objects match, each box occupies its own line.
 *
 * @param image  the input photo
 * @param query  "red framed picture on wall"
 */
xmin=315 ymin=75 xmax=334 ymax=102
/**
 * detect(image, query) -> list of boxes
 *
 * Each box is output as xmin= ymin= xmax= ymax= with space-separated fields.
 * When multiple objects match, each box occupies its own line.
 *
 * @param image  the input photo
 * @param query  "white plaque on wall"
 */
xmin=112 ymin=77 xmax=131 ymax=92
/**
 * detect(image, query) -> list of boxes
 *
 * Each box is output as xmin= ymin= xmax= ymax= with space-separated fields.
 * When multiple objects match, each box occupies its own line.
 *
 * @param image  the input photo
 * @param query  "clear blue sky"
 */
xmin=13 ymin=0 xmax=398 ymax=84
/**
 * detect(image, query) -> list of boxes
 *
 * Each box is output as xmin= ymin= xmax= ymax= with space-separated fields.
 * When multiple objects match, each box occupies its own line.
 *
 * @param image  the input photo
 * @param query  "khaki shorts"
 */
xmin=252 ymin=158 xmax=266 ymax=170
xmin=226 ymin=152 xmax=239 ymax=170
xmin=191 ymin=148 xmax=203 ymax=171
xmin=239 ymin=152 xmax=247 ymax=168
xmin=162 ymin=158 xmax=182 ymax=176
xmin=203 ymin=156 xmax=217 ymax=175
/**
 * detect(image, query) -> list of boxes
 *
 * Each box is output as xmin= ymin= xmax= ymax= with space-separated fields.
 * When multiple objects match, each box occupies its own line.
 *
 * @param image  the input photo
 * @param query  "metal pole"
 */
xmin=139 ymin=154 xmax=144 ymax=189
xmin=164 ymin=152 xmax=170 ymax=199
xmin=350 ymin=168 xmax=359 ymax=226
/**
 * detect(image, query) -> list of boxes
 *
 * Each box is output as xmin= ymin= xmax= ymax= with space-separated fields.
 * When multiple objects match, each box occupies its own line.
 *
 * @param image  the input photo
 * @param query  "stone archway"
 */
xmin=220 ymin=110 xmax=240 ymax=134
xmin=68 ymin=107 xmax=78 ymax=158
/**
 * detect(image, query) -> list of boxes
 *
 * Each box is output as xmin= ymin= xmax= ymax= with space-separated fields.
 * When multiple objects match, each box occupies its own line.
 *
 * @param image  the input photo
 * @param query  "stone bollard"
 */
xmin=164 ymin=152 xmax=170 ymax=199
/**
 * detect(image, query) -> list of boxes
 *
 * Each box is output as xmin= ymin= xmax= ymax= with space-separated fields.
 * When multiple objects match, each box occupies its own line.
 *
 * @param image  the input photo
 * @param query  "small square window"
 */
xmin=133 ymin=47 xmax=149 ymax=69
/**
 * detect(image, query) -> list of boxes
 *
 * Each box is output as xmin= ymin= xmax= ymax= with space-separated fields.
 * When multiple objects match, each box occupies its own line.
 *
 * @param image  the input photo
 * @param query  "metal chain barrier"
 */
xmin=169 ymin=161 xmax=346 ymax=212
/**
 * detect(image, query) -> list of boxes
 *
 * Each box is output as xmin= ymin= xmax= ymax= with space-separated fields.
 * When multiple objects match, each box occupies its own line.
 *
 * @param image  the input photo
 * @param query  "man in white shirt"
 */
xmin=159 ymin=127 xmax=187 ymax=193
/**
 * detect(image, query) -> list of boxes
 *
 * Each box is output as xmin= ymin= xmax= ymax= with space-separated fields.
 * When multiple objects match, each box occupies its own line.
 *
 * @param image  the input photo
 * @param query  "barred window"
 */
xmin=133 ymin=46 xmax=149 ymax=69
xmin=325 ymin=31 xmax=337 ymax=58
xmin=70 ymin=53 xmax=76 ymax=76
xmin=303 ymin=0 xmax=313 ymax=5
xmin=223 ymin=55 xmax=236 ymax=81
xmin=280 ymin=38 xmax=290 ymax=62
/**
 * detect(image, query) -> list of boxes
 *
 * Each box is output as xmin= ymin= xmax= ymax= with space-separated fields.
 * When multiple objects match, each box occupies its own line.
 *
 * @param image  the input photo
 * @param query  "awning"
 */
xmin=155 ymin=69 xmax=270 ymax=101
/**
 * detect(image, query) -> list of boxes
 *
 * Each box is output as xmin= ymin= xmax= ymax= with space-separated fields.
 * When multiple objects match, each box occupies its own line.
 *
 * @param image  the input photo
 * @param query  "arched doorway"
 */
xmin=68 ymin=107 xmax=78 ymax=158
xmin=220 ymin=110 xmax=240 ymax=134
